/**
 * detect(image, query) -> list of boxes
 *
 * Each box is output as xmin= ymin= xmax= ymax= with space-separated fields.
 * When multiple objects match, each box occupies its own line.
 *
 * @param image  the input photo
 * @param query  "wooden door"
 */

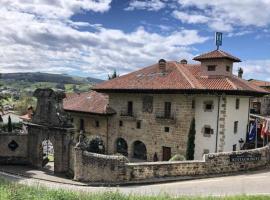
xmin=162 ymin=146 xmax=171 ymax=161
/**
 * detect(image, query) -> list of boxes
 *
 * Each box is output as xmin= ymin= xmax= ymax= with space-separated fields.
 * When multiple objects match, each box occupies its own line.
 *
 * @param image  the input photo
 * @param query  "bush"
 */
xmin=169 ymin=154 xmax=186 ymax=161
xmin=86 ymin=136 xmax=105 ymax=154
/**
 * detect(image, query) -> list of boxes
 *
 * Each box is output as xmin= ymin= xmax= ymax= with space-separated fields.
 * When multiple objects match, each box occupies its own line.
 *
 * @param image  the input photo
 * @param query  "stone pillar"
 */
xmin=73 ymin=147 xmax=83 ymax=181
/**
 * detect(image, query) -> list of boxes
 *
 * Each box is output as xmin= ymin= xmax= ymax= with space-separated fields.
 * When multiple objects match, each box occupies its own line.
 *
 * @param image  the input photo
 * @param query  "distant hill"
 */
xmin=1 ymin=72 xmax=104 ymax=85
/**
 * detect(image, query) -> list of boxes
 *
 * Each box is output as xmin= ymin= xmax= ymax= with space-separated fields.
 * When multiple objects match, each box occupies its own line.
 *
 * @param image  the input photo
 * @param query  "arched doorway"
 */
xmin=116 ymin=138 xmax=128 ymax=156
xmin=133 ymin=140 xmax=147 ymax=160
xmin=41 ymin=139 xmax=54 ymax=171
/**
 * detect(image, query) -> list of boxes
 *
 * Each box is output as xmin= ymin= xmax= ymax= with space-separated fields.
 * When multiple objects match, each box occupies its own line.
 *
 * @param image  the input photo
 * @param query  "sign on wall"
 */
xmin=230 ymin=152 xmax=261 ymax=162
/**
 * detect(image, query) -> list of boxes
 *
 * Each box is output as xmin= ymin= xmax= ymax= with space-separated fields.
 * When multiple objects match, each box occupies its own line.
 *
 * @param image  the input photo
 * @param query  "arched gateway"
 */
xmin=26 ymin=89 xmax=74 ymax=173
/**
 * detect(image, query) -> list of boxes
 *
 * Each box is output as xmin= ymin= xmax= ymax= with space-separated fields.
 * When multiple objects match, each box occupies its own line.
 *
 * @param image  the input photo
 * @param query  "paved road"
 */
xmin=1 ymin=170 xmax=270 ymax=196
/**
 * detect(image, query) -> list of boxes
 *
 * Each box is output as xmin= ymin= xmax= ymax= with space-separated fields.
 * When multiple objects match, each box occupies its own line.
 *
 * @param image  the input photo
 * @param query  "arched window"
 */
xmin=116 ymin=138 xmax=128 ymax=156
xmin=133 ymin=140 xmax=147 ymax=160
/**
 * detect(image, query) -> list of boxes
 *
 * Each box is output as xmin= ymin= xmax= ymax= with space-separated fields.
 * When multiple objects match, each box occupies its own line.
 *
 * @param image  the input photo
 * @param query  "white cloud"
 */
xmin=174 ymin=0 xmax=270 ymax=32
xmin=0 ymin=1 xmax=208 ymax=79
xmin=172 ymin=11 xmax=209 ymax=24
xmin=125 ymin=0 xmax=166 ymax=11
xmin=235 ymin=60 xmax=270 ymax=81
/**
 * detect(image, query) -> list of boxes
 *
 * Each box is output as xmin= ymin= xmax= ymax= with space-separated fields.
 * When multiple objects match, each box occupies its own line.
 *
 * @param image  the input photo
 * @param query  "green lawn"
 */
xmin=0 ymin=178 xmax=269 ymax=200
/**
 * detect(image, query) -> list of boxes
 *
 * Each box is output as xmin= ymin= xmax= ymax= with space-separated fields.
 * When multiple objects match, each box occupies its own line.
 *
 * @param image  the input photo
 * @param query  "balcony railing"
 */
xmin=155 ymin=112 xmax=176 ymax=124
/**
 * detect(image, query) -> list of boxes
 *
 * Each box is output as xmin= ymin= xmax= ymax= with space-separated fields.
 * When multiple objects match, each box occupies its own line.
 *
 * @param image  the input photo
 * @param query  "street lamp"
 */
xmin=239 ymin=138 xmax=244 ymax=150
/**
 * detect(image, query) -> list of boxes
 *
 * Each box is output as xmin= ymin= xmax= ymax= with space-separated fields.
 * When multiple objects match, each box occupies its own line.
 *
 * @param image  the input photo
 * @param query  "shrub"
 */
xmin=169 ymin=154 xmax=186 ymax=161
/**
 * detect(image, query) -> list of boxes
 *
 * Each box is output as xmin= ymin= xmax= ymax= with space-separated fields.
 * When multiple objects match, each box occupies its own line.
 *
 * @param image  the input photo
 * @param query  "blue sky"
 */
xmin=1 ymin=0 xmax=270 ymax=81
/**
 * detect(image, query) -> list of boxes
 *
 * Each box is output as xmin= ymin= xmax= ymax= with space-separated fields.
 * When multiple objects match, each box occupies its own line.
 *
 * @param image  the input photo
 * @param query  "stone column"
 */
xmin=73 ymin=147 xmax=83 ymax=181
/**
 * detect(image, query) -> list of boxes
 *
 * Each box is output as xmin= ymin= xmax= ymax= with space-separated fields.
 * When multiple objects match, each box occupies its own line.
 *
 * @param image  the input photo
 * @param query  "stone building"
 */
xmin=248 ymin=79 xmax=270 ymax=115
xmin=64 ymin=49 xmax=267 ymax=161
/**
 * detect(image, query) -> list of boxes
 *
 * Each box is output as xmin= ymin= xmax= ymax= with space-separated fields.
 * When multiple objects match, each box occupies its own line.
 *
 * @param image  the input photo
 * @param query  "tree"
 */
xmin=86 ymin=136 xmax=105 ymax=154
xmin=186 ymin=118 xmax=196 ymax=160
xmin=15 ymin=96 xmax=36 ymax=115
xmin=108 ymin=69 xmax=119 ymax=80
xmin=7 ymin=116 xmax=12 ymax=132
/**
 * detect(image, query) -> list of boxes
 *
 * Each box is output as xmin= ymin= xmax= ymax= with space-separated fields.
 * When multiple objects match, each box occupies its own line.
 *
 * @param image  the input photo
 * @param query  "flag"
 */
xmin=248 ymin=120 xmax=257 ymax=142
xmin=261 ymin=120 xmax=269 ymax=139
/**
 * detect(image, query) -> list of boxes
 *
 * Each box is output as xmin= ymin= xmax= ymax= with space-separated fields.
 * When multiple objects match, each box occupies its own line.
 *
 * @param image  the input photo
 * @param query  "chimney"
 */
xmin=158 ymin=59 xmax=166 ymax=73
xmin=238 ymin=67 xmax=243 ymax=78
xmin=180 ymin=59 xmax=188 ymax=64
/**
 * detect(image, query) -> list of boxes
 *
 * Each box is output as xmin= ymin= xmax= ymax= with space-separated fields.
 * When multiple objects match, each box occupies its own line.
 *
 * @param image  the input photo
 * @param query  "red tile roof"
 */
xmin=93 ymin=61 xmax=268 ymax=96
xmin=248 ymin=79 xmax=270 ymax=88
xmin=63 ymin=91 xmax=115 ymax=115
xmin=193 ymin=50 xmax=241 ymax=62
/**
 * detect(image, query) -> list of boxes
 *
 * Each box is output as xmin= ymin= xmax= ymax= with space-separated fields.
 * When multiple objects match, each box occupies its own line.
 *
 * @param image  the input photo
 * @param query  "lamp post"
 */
xmin=239 ymin=138 xmax=244 ymax=150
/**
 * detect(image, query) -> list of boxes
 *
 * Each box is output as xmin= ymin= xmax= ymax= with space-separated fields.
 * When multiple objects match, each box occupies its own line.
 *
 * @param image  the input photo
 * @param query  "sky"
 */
xmin=1 ymin=0 xmax=270 ymax=81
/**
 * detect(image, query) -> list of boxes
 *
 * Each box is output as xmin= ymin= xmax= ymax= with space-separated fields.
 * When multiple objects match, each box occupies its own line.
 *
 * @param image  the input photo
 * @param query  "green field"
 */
xmin=0 ymin=179 xmax=269 ymax=200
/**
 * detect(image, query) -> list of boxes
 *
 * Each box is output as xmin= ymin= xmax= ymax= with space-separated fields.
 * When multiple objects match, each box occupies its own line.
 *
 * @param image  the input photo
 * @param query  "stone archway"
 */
xmin=133 ymin=140 xmax=147 ymax=160
xmin=26 ymin=88 xmax=74 ymax=173
xmin=41 ymin=139 xmax=54 ymax=170
xmin=116 ymin=138 xmax=128 ymax=156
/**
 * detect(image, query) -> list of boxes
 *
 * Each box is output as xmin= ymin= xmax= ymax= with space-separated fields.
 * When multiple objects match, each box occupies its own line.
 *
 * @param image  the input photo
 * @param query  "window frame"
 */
xmin=207 ymin=65 xmax=216 ymax=71
xmin=164 ymin=102 xmax=171 ymax=118
xmin=236 ymin=98 xmax=240 ymax=110
xmin=234 ymin=121 xmax=238 ymax=134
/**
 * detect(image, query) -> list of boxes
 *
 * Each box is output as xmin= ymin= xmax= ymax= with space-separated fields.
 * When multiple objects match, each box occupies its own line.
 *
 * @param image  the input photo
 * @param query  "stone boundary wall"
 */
xmin=74 ymin=145 xmax=270 ymax=184
xmin=74 ymin=148 xmax=129 ymax=182
xmin=0 ymin=133 xmax=29 ymax=165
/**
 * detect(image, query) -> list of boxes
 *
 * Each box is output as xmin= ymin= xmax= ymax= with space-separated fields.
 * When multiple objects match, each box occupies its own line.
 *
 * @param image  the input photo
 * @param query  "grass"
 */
xmin=0 ymin=178 xmax=270 ymax=200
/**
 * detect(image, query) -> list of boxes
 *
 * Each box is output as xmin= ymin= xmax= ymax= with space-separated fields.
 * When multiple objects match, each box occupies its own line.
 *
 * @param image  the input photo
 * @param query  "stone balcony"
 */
xmin=155 ymin=113 xmax=176 ymax=124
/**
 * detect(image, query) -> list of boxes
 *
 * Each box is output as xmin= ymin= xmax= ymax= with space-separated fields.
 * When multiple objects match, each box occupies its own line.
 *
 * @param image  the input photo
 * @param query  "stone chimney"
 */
xmin=180 ymin=59 xmax=188 ymax=64
xmin=238 ymin=67 xmax=243 ymax=78
xmin=158 ymin=59 xmax=166 ymax=73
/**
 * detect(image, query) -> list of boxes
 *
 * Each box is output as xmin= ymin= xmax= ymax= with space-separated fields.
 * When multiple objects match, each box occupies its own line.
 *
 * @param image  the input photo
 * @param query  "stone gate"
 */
xmin=25 ymin=89 xmax=74 ymax=173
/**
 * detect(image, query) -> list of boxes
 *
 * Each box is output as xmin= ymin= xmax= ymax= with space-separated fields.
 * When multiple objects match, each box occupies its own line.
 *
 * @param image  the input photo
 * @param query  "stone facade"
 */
xmin=0 ymin=133 xmax=29 ymax=164
xmin=69 ymin=112 xmax=109 ymax=153
xmin=106 ymin=93 xmax=195 ymax=161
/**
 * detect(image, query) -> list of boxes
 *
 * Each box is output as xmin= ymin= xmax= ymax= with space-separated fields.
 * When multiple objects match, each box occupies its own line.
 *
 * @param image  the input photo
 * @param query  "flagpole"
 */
xmin=255 ymin=119 xmax=258 ymax=149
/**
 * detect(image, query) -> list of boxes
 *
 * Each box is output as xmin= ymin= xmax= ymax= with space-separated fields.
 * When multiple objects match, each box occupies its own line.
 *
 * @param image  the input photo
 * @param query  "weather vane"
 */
xmin=215 ymin=32 xmax=223 ymax=50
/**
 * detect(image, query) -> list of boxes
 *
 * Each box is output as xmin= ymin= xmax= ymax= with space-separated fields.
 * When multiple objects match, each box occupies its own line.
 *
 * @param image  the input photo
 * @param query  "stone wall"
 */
xmin=74 ymin=147 xmax=128 ymax=182
xmin=74 ymin=145 xmax=270 ymax=184
xmin=0 ymin=133 xmax=29 ymax=164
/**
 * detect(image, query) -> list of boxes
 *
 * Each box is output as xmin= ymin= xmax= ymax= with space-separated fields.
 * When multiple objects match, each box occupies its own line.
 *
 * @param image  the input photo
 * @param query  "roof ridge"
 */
xmin=226 ymin=77 xmax=238 ymax=90
xmin=174 ymin=62 xmax=204 ymax=89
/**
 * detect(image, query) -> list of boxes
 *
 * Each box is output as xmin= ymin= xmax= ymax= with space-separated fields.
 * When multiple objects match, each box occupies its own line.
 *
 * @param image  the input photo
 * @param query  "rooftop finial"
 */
xmin=215 ymin=32 xmax=223 ymax=50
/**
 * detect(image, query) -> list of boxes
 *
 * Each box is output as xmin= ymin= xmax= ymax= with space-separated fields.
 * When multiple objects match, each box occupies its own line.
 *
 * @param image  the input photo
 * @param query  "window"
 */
xmin=226 ymin=66 xmax=231 ymax=72
xmin=234 ymin=121 xmax=238 ymax=133
xmin=136 ymin=121 xmax=141 ymax=129
xmin=70 ymin=118 xmax=74 ymax=123
xmin=164 ymin=102 xmax=171 ymax=118
xmin=203 ymin=125 xmax=213 ymax=137
xmin=142 ymin=96 xmax=153 ymax=113
xmin=80 ymin=119 xmax=84 ymax=131
xmin=127 ymin=101 xmax=133 ymax=116
xmin=236 ymin=98 xmax=240 ymax=109
xmin=204 ymin=101 xmax=214 ymax=112
xmin=192 ymin=99 xmax=195 ymax=109
xmin=233 ymin=144 xmax=237 ymax=151
xmin=207 ymin=65 xmax=216 ymax=71
xmin=95 ymin=120 xmax=99 ymax=128
xmin=119 ymin=120 xmax=123 ymax=127
xmin=164 ymin=127 xmax=170 ymax=132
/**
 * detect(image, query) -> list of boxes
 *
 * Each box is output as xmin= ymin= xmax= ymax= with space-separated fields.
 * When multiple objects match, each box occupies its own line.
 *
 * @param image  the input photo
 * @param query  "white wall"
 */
xmin=194 ymin=95 xmax=250 ymax=160
xmin=223 ymin=96 xmax=249 ymax=152
xmin=194 ymin=96 xmax=219 ymax=160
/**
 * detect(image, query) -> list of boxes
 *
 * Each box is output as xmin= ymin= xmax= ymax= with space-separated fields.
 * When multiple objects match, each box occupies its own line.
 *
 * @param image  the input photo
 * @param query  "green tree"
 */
xmin=15 ymin=96 xmax=36 ymax=115
xmin=7 ymin=116 xmax=12 ymax=132
xmin=186 ymin=118 xmax=196 ymax=160
xmin=108 ymin=69 xmax=119 ymax=80
xmin=86 ymin=136 xmax=105 ymax=154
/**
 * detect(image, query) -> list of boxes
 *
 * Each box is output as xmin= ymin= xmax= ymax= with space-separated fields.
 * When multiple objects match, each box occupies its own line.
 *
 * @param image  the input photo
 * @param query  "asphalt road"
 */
xmin=1 ymin=170 xmax=270 ymax=197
